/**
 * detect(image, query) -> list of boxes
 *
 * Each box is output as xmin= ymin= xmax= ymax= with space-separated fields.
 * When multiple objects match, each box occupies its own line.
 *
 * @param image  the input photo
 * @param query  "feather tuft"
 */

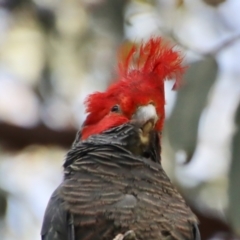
xmin=118 ymin=38 xmax=185 ymax=89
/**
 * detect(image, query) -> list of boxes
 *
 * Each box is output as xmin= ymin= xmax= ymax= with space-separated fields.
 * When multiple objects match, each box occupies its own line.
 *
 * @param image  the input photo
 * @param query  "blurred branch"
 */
xmin=171 ymin=31 xmax=240 ymax=56
xmin=0 ymin=122 xmax=75 ymax=149
xmin=202 ymin=0 xmax=226 ymax=7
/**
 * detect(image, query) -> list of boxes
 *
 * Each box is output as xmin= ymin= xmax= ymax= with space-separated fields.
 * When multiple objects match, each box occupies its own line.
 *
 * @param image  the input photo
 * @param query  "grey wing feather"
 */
xmin=41 ymin=187 xmax=68 ymax=240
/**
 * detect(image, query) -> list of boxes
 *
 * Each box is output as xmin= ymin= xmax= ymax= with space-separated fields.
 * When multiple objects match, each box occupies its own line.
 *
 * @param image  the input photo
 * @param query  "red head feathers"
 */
xmin=81 ymin=37 xmax=185 ymax=140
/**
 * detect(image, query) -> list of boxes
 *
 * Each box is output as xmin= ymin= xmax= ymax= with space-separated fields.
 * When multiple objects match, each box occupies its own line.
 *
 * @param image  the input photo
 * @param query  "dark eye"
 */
xmin=111 ymin=105 xmax=120 ymax=112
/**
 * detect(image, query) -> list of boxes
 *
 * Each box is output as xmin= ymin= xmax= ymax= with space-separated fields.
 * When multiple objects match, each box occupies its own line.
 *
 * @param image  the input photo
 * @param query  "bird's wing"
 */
xmin=41 ymin=187 xmax=69 ymax=240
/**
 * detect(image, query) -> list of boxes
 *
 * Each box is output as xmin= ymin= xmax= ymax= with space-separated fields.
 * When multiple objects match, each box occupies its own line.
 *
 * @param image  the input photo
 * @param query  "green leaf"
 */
xmin=228 ymin=102 xmax=240 ymax=236
xmin=167 ymin=56 xmax=218 ymax=160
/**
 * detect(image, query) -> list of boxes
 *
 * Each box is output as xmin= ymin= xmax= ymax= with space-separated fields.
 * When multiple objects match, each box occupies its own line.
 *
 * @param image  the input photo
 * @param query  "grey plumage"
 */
xmin=41 ymin=123 xmax=200 ymax=240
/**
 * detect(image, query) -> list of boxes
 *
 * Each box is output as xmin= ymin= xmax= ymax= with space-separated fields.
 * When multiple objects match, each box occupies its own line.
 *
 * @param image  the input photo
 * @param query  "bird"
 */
xmin=41 ymin=37 xmax=200 ymax=240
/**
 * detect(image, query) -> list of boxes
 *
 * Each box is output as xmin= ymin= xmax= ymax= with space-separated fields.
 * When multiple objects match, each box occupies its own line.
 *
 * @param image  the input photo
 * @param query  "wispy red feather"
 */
xmin=118 ymin=38 xmax=185 ymax=89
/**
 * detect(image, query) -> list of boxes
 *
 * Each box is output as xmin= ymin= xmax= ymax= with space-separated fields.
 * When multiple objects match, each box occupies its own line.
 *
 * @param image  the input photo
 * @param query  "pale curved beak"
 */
xmin=132 ymin=104 xmax=159 ymax=139
xmin=132 ymin=104 xmax=158 ymax=125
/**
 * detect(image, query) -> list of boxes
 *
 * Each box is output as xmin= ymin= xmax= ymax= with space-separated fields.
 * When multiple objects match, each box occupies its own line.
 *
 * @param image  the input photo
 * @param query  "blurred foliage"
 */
xmin=0 ymin=188 xmax=7 ymax=218
xmin=228 ymin=103 xmax=240 ymax=235
xmin=167 ymin=56 xmax=218 ymax=160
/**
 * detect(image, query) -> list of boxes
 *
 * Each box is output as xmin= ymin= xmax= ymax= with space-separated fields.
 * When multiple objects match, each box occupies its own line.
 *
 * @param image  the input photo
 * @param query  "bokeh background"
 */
xmin=0 ymin=0 xmax=240 ymax=240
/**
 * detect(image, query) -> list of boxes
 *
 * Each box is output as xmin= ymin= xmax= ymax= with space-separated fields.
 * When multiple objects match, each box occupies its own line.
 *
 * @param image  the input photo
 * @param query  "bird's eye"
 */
xmin=111 ymin=105 xmax=120 ymax=112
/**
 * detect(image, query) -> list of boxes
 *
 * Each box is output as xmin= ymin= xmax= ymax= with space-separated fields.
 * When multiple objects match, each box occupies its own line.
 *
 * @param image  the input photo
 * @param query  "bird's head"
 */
xmin=81 ymin=38 xmax=185 ymax=141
